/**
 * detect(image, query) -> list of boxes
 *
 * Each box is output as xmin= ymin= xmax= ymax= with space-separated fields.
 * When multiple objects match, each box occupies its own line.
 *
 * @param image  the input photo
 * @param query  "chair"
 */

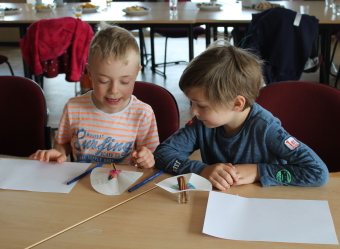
xmin=241 ymin=7 xmax=319 ymax=84
xmin=0 ymin=54 xmax=14 ymax=76
xmin=19 ymin=17 xmax=94 ymax=90
xmin=133 ymin=81 xmax=179 ymax=142
xmin=151 ymin=0 xmax=205 ymax=78
xmin=0 ymin=76 xmax=52 ymax=157
xmin=256 ymin=80 xmax=340 ymax=172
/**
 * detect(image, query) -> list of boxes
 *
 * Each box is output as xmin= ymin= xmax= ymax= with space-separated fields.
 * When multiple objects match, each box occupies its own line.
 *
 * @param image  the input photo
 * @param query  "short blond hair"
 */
xmin=179 ymin=40 xmax=264 ymax=110
xmin=88 ymin=22 xmax=140 ymax=65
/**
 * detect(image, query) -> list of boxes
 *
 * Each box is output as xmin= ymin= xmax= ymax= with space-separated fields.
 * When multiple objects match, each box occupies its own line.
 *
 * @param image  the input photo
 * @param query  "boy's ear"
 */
xmin=232 ymin=95 xmax=246 ymax=111
xmin=138 ymin=65 xmax=143 ymax=72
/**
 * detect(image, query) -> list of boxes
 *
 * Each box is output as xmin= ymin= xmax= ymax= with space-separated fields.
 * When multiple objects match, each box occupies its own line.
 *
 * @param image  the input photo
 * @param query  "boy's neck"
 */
xmin=222 ymin=106 xmax=251 ymax=137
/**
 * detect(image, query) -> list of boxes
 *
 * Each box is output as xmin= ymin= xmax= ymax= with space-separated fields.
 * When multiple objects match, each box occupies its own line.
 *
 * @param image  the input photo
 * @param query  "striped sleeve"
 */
xmin=132 ymin=99 xmax=159 ymax=152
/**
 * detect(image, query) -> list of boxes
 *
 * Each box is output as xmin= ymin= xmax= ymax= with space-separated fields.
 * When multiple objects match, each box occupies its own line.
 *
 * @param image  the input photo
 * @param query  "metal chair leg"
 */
xmin=5 ymin=61 xmax=14 ymax=76
xmin=154 ymin=37 xmax=187 ymax=78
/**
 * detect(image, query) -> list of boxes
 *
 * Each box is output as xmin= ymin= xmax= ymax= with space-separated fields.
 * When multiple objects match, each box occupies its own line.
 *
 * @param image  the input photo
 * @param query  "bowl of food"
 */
xmin=196 ymin=2 xmax=222 ymax=10
xmin=35 ymin=3 xmax=56 ymax=12
xmin=122 ymin=5 xmax=150 ymax=15
xmin=75 ymin=3 xmax=100 ymax=12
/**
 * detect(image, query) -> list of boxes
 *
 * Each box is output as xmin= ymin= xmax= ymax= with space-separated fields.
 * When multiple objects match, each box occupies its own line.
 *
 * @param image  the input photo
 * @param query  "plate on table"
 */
xmin=35 ymin=4 xmax=56 ymax=12
xmin=196 ymin=3 xmax=222 ymax=10
xmin=123 ymin=6 xmax=150 ymax=15
xmin=76 ymin=3 xmax=100 ymax=13
xmin=4 ymin=8 xmax=22 ymax=15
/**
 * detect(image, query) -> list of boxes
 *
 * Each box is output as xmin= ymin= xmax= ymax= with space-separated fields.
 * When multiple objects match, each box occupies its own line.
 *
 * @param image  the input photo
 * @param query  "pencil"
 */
xmin=66 ymin=163 xmax=103 ymax=185
xmin=128 ymin=170 xmax=164 ymax=192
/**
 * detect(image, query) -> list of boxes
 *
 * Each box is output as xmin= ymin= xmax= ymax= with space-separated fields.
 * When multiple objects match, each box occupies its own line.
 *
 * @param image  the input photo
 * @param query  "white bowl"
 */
xmin=122 ymin=6 xmax=150 ymax=15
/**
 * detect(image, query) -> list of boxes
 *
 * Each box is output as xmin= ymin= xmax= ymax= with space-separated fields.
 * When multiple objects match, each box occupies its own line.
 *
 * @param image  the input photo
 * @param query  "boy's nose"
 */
xmin=109 ymin=83 xmax=119 ymax=94
xmin=190 ymin=106 xmax=198 ymax=116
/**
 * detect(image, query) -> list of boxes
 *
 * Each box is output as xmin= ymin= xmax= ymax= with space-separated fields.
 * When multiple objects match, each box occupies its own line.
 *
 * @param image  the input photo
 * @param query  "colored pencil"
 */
xmin=128 ymin=170 xmax=164 ymax=192
xmin=67 ymin=163 xmax=103 ymax=185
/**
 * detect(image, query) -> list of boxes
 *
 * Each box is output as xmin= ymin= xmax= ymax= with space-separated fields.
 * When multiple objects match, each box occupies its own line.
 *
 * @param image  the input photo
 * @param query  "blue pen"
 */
xmin=67 ymin=163 xmax=103 ymax=185
xmin=128 ymin=170 xmax=164 ymax=192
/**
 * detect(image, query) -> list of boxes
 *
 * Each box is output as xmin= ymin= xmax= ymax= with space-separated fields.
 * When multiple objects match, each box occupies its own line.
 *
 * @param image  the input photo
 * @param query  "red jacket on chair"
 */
xmin=20 ymin=17 xmax=94 ymax=82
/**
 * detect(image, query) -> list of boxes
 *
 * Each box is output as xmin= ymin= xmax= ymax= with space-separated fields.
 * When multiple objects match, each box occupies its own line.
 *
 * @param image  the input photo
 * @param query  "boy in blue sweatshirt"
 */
xmin=154 ymin=40 xmax=328 ymax=190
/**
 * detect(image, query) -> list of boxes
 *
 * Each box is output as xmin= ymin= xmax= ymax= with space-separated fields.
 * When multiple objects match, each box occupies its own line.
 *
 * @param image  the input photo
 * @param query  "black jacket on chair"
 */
xmin=241 ymin=7 xmax=319 ymax=84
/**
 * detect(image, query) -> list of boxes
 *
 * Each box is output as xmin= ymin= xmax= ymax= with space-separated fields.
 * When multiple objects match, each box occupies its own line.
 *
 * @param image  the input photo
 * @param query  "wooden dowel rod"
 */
xmin=25 ymin=186 xmax=158 ymax=249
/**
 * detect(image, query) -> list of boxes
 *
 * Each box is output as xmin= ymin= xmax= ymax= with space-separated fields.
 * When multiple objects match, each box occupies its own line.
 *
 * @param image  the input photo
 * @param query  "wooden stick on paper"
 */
xmin=111 ymin=163 xmax=116 ymax=172
xmin=25 ymin=186 xmax=158 ymax=249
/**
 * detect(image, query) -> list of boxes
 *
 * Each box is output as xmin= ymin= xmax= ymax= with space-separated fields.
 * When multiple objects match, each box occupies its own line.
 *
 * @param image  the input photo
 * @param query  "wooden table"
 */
xmin=0 ymin=163 xmax=163 ymax=249
xmin=28 ymin=172 xmax=340 ymax=249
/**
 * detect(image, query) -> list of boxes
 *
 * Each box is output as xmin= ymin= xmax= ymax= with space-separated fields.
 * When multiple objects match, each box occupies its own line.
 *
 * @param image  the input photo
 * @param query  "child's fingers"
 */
xmin=29 ymin=153 xmax=37 ymax=160
xmin=210 ymin=176 xmax=231 ymax=191
xmin=224 ymin=163 xmax=236 ymax=170
xmin=131 ymin=150 xmax=138 ymax=159
xmin=222 ymin=164 xmax=239 ymax=182
xmin=136 ymin=157 xmax=155 ymax=169
xmin=56 ymin=154 xmax=66 ymax=164
xmin=35 ymin=150 xmax=49 ymax=162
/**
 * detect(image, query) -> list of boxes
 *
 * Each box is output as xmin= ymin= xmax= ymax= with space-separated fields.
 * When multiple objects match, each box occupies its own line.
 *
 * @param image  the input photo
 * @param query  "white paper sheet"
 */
xmin=203 ymin=191 xmax=339 ymax=244
xmin=90 ymin=168 xmax=143 ymax=195
xmin=0 ymin=158 xmax=91 ymax=193
xmin=155 ymin=173 xmax=212 ymax=193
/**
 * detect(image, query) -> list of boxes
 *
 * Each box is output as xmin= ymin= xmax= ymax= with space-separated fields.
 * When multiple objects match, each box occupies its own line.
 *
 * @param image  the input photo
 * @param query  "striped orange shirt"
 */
xmin=55 ymin=91 xmax=159 ymax=165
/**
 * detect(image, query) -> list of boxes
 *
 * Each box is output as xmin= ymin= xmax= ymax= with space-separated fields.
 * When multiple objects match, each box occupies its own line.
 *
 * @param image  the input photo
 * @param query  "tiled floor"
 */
xmin=1 ymin=35 xmax=339 ymax=131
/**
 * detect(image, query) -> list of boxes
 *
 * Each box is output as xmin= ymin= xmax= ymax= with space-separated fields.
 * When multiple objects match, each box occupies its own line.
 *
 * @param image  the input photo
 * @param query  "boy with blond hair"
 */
xmin=154 ymin=40 xmax=328 ymax=189
xmin=31 ymin=23 xmax=159 ymax=168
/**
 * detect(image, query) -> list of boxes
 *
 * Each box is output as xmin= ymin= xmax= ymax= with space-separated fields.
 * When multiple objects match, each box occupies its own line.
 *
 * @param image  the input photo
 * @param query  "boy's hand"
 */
xmin=233 ymin=164 xmax=260 ymax=185
xmin=29 ymin=149 xmax=67 ymax=164
xmin=131 ymin=147 xmax=155 ymax=169
xmin=200 ymin=163 xmax=239 ymax=191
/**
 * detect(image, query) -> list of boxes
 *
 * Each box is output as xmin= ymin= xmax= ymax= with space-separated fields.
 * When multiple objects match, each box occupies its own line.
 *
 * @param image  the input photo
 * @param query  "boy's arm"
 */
xmin=132 ymin=109 xmax=159 ymax=168
xmin=154 ymin=119 xmax=208 ymax=175
xmin=258 ymin=125 xmax=329 ymax=187
xmin=134 ymin=109 xmax=159 ymax=152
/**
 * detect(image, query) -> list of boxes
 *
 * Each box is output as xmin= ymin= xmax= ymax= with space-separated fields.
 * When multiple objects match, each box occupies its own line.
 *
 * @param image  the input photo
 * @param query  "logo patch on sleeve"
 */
xmin=186 ymin=118 xmax=194 ymax=126
xmin=284 ymin=137 xmax=300 ymax=150
xmin=172 ymin=159 xmax=182 ymax=173
xmin=276 ymin=169 xmax=292 ymax=183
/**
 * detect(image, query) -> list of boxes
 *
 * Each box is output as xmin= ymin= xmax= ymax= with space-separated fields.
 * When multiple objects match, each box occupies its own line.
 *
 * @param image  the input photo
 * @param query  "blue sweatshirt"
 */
xmin=154 ymin=104 xmax=329 ymax=187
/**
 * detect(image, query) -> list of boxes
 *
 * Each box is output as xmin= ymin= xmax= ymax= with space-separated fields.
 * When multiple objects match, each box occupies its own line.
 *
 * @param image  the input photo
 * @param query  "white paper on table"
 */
xmin=0 ymin=158 xmax=91 ymax=193
xmin=155 ymin=173 xmax=212 ymax=193
xmin=90 ymin=168 xmax=143 ymax=195
xmin=203 ymin=191 xmax=339 ymax=245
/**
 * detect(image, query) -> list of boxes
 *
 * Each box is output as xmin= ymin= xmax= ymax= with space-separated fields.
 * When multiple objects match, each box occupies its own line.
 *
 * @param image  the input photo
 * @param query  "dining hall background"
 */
xmin=0 ymin=0 xmax=340 ymax=134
